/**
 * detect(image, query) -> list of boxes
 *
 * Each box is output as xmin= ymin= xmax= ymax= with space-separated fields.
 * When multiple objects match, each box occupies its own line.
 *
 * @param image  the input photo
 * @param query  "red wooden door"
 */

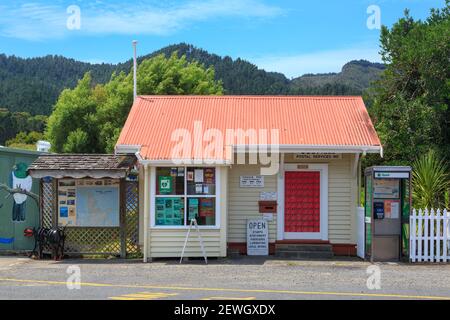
xmin=284 ymin=171 xmax=321 ymax=233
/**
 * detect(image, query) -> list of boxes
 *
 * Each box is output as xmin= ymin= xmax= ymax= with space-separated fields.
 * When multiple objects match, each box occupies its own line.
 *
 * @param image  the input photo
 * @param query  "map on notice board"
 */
xmin=76 ymin=187 xmax=119 ymax=227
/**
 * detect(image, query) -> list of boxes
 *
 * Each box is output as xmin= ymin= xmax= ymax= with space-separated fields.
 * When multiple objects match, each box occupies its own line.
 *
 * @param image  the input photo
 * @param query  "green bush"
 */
xmin=412 ymin=150 xmax=450 ymax=209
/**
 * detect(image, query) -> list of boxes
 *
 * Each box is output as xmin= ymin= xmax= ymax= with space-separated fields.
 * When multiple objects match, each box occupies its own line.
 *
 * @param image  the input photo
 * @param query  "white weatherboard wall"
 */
xmin=227 ymin=154 xmax=357 ymax=245
xmin=228 ymin=164 xmax=278 ymax=243
xmin=146 ymin=166 xmax=228 ymax=258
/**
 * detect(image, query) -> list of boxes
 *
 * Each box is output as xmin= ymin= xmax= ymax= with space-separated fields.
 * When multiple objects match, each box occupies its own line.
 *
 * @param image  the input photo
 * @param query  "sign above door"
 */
xmin=293 ymin=153 xmax=342 ymax=160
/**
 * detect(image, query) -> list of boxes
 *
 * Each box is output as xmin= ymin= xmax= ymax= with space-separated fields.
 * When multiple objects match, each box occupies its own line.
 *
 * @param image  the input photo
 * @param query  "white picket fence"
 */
xmin=410 ymin=208 xmax=450 ymax=262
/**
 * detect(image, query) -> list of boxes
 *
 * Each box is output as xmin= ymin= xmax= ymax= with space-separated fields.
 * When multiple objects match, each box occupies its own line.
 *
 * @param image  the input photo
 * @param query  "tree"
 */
xmin=412 ymin=150 xmax=450 ymax=209
xmin=369 ymin=2 xmax=450 ymax=164
xmin=5 ymin=131 xmax=44 ymax=150
xmin=46 ymin=53 xmax=223 ymax=153
xmin=46 ymin=73 xmax=105 ymax=153
xmin=0 ymin=108 xmax=47 ymax=146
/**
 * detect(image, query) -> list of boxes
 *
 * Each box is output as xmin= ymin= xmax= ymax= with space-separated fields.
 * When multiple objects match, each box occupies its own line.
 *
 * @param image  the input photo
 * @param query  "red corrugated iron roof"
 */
xmin=116 ymin=96 xmax=381 ymax=161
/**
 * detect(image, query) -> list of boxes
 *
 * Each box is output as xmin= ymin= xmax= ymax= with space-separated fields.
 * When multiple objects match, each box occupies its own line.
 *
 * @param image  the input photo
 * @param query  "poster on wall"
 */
xmin=384 ymin=200 xmax=400 ymax=219
xmin=204 ymin=168 xmax=215 ymax=184
xmin=373 ymin=179 xmax=400 ymax=199
xmin=58 ymin=180 xmax=77 ymax=226
xmin=199 ymin=198 xmax=214 ymax=217
xmin=188 ymin=198 xmax=199 ymax=220
xmin=194 ymin=169 xmax=204 ymax=183
xmin=158 ymin=176 xmax=173 ymax=194
xmin=156 ymin=197 xmax=184 ymax=225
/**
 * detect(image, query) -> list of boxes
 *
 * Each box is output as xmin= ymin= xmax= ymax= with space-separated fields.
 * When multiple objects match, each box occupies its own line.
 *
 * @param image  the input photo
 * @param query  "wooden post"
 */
xmin=119 ymin=179 xmax=127 ymax=258
xmin=52 ymin=178 xmax=58 ymax=228
xmin=39 ymin=179 xmax=43 ymax=228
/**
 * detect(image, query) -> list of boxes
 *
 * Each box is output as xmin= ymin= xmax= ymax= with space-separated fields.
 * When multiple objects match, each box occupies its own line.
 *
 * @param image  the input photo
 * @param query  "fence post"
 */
xmin=424 ymin=208 xmax=429 ymax=261
xmin=429 ymin=208 xmax=434 ymax=261
xmin=418 ymin=209 xmax=424 ymax=262
xmin=436 ymin=209 xmax=441 ymax=262
xmin=119 ymin=179 xmax=127 ymax=259
xmin=445 ymin=209 xmax=449 ymax=262
xmin=410 ymin=209 xmax=417 ymax=262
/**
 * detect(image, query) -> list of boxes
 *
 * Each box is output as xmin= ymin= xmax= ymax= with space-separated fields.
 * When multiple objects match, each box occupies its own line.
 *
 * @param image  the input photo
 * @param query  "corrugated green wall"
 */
xmin=0 ymin=147 xmax=41 ymax=251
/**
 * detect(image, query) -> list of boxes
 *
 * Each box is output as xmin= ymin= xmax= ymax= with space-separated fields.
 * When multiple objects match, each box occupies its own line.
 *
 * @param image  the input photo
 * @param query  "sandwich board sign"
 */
xmin=247 ymin=219 xmax=268 ymax=256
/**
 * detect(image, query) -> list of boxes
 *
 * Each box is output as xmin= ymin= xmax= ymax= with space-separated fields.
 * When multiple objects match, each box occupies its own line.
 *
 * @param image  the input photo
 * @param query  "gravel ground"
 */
xmin=0 ymin=256 xmax=449 ymax=300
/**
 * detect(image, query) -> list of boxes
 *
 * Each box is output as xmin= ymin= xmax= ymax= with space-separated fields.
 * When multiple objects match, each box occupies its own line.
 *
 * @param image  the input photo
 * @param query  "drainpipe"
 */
xmin=143 ymin=164 xmax=149 ymax=262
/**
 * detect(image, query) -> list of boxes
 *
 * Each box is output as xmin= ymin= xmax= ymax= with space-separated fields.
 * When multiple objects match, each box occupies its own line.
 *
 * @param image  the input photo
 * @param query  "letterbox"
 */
xmin=258 ymin=201 xmax=277 ymax=213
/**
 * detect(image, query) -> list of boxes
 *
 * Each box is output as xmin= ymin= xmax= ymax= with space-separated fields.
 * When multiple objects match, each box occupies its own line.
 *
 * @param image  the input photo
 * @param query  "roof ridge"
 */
xmin=40 ymin=154 xmax=117 ymax=156
xmin=137 ymin=95 xmax=362 ymax=100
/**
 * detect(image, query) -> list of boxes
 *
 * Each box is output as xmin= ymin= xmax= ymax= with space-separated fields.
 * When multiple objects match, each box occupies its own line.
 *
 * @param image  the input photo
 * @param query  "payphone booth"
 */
xmin=364 ymin=166 xmax=412 ymax=262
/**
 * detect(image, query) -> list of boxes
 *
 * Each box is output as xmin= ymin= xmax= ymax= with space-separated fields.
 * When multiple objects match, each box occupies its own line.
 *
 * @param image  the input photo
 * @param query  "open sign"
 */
xmin=247 ymin=219 xmax=268 ymax=256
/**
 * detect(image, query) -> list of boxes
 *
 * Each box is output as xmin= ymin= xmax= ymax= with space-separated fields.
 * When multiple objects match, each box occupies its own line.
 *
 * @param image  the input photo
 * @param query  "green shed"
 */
xmin=0 ymin=147 xmax=43 ymax=252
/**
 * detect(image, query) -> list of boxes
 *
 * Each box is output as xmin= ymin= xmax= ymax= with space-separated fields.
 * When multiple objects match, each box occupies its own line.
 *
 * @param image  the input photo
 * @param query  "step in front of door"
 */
xmin=275 ymin=244 xmax=334 ymax=259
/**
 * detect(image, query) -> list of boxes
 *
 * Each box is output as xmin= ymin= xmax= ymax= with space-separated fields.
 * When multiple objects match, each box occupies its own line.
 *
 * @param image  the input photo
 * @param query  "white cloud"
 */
xmin=0 ymin=3 xmax=67 ymax=40
xmin=0 ymin=0 xmax=283 ymax=41
xmin=250 ymin=46 xmax=383 ymax=78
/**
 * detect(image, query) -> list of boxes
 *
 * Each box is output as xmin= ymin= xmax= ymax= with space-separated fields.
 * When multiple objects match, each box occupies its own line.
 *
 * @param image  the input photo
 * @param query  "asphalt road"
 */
xmin=0 ymin=256 xmax=449 ymax=300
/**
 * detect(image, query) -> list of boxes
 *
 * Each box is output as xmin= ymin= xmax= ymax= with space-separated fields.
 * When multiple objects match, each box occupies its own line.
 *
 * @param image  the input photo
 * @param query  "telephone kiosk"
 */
xmin=364 ymin=166 xmax=412 ymax=262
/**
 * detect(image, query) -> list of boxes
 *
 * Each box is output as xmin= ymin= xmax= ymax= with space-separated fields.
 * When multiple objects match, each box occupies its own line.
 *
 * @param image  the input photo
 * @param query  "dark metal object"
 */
xmin=30 ymin=226 xmax=66 ymax=260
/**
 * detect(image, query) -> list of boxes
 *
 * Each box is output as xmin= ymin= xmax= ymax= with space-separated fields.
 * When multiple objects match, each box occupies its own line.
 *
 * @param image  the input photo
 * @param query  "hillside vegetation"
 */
xmin=0 ymin=44 xmax=384 ymax=117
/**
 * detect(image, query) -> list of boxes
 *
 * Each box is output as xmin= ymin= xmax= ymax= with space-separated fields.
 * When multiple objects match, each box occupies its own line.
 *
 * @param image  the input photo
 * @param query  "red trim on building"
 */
xmin=275 ymin=240 xmax=330 ymax=244
xmin=228 ymin=242 xmax=356 ymax=256
xmin=331 ymin=244 xmax=357 ymax=256
xmin=228 ymin=242 xmax=276 ymax=255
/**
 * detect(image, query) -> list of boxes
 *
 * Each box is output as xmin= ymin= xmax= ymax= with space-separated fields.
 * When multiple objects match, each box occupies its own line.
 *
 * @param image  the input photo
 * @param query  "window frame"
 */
xmin=150 ymin=166 xmax=221 ymax=229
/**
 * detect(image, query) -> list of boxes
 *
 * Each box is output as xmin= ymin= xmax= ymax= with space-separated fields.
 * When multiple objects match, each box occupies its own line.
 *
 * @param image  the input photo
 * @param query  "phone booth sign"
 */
xmin=364 ymin=166 xmax=412 ymax=262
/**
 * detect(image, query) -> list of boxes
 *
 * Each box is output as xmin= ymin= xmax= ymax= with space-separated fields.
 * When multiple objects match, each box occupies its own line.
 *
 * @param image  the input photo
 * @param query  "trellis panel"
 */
xmin=41 ymin=180 xmax=53 ymax=229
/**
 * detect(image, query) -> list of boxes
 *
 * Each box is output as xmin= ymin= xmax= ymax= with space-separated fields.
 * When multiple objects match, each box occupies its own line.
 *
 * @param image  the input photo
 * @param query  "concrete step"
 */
xmin=275 ymin=250 xmax=334 ymax=259
xmin=227 ymin=248 xmax=241 ymax=258
xmin=275 ymin=244 xmax=333 ymax=252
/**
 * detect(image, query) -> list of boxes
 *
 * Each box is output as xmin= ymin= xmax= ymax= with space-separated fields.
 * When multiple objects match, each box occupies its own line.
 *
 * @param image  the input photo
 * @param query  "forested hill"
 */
xmin=129 ymin=43 xmax=291 ymax=95
xmin=0 ymin=54 xmax=116 ymax=115
xmin=0 ymin=43 xmax=385 ymax=116
xmin=290 ymin=60 xmax=386 ymax=95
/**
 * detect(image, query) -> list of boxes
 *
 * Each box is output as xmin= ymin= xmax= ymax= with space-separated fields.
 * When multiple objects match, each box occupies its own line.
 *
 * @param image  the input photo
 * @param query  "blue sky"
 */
xmin=0 ymin=0 xmax=444 ymax=77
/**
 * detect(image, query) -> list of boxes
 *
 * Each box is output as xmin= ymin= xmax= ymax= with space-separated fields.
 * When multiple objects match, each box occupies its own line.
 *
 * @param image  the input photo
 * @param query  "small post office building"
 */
xmin=115 ymin=96 xmax=382 ymax=261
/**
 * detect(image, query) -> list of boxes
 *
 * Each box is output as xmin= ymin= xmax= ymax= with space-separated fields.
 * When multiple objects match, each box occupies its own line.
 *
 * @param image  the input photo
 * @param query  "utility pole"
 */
xmin=132 ymin=40 xmax=138 ymax=101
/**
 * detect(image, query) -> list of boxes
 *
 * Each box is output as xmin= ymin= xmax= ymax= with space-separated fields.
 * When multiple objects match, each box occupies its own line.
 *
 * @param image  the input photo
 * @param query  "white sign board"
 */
xmin=260 ymin=191 xmax=277 ymax=201
xmin=247 ymin=219 xmax=269 ymax=256
xmin=374 ymin=172 xmax=409 ymax=179
xmin=240 ymin=176 xmax=264 ymax=188
xmin=294 ymin=153 xmax=342 ymax=160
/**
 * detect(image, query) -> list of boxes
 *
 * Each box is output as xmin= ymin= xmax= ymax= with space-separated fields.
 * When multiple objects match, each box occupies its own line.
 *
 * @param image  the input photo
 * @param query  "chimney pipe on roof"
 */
xmin=132 ymin=40 xmax=138 ymax=101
